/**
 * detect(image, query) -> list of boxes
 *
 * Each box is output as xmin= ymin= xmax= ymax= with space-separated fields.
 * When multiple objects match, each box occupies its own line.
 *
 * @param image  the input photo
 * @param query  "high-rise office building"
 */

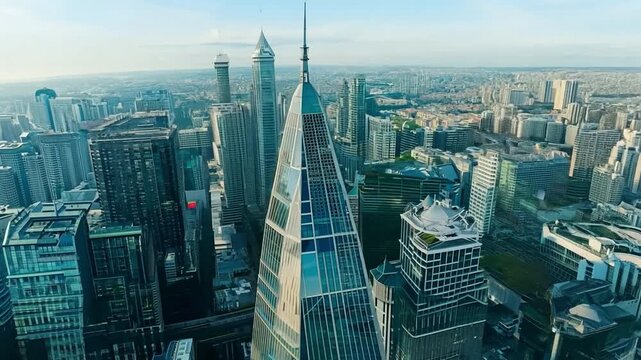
xmin=3 ymin=202 xmax=93 ymax=360
xmin=469 ymin=150 xmax=500 ymax=235
xmin=252 ymin=9 xmax=383 ymax=358
xmin=89 ymin=113 xmax=184 ymax=257
xmin=135 ymin=90 xmax=174 ymax=113
xmin=252 ymin=31 xmax=280 ymax=208
xmin=178 ymin=127 xmax=213 ymax=160
xmin=0 ymin=115 xmax=21 ymax=142
xmin=214 ymin=54 xmax=231 ymax=103
xmin=0 ymin=142 xmax=41 ymax=206
xmin=370 ymin=259 xmax=402 ymax=359
xmin=32 ymin=88 xmax=57 ymax=131
xmin=564 ymin=102 xmax=586 ymax=125
xmin=395 ymin=197 xmax=487 ymax=359
xmin=569 ymin=129 xmax=620 ymax=197
xmin=553 ymin=80 xmax=579 ymax=111
xmin=480 ymin=110 xmax=494 ymax=132
xmin=365 ymin=115 xmax=396 ymax=161
xmin=545 ymin=122 xmax=565 ymax=143
xmin=540 ymin=221 xmax=641 ymax=305
xmin=38 ymin=132 xmax=91 ymax=199
xmin=84 ymin=226 xmax=163 ymax=359
xmin=358 ymin=162 xmax=459 ymax=269
xmin=429 ymin=126 xmax=474 ymax=153
xmin=0 ymin=212 xmax=18 ymax=359
xmin=335 ymin=79 xmax=349 ymax=138
xmin=335 ymin=75 xmax=367 ymax=182
xmin=539 ymin=80 xmax=553 ymax=103
xmin=210 ymin=103 xmax=250 ymax=224
xmin=21 ymin=153 xmax=52 ymax=203
xmin=0 ymin=166 xmax=22 ymax=207
xmin=589 ymin=164 xmax=625 ymax=205
xmin=497 ymin=151 xmax=570 ymax=221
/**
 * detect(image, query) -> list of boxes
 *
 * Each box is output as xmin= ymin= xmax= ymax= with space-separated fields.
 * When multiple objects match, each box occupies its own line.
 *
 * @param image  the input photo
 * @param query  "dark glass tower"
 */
xmin=88 ymin=113 xmax=184 ymax=259
xmin=251 ymin=5 xmax=383 ymax=359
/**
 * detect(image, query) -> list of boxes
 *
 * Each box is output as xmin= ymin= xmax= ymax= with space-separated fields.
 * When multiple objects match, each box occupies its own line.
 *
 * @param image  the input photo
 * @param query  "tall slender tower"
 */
xmin=252 ymin=31 xmax=280 ymax=208
xmin=214 ymin=54 xmax=232 ymax=103
xmin=251 ymin=4 xmax=383 ymax=359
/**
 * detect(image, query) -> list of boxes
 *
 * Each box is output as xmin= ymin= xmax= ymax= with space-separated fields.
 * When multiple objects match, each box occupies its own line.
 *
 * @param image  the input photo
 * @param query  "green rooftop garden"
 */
xmin=583 ymin=224 xmax=622 ymax=240
xmin=556 ymin=228 xmax=589 ymax=245
xmin=418 ymin=232 xmax=440 ymax=245
xmin=397 ymin=151 xmax=415 ymax=162
xmin=481 ymin=253 xmax=551 ymax=299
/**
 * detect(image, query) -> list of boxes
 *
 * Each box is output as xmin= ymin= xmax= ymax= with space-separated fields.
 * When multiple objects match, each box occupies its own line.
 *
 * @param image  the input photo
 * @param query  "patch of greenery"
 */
xmin=418 ymin=232 xmax=439 ymax=245
xmin=481 ymin=253 xmax=551 ymax=299
xmin=397 ymin=151 xmax=415 ymax=162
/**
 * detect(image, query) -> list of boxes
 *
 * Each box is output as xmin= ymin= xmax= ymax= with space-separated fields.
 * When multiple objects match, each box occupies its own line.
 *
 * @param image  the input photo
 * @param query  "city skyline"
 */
xmin=2 ymin=0 xmax=641 ymax=82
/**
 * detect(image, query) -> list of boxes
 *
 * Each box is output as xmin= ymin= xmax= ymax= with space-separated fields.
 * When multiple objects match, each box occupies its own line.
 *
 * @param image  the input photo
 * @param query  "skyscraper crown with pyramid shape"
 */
xmin=251 ymin=3 xmax=384 ymax=359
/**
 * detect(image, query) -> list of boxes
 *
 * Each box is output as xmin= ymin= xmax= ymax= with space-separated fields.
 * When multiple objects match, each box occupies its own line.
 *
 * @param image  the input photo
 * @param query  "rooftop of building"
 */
xmin=253 ymin=30 xmax=275 ymax=58
xmin=501 ymin=149 xmax=569 ymax=163
xmin=402 ymin=196 xmax=478 ymax=251
xmin=0 ymin=141 xmax=28 ymax=151
xmin=89 ymin=225 xmax=142 ymax=239
xmin=550 ymin=279 xmax=635 ymax=338
xmin=545 ymin=220 xmax=641 ymax=257
xmin=88 ymin=112 xmax=172 ymax=139
xmin=363 ymin=161 xmax=459 ymax=182
xmin=370 ymin=259 xmax=402 ymax=287
xmin=154 ymin=338 xmax=194 ymax=360
xmin=3 ymin=202 xmax=91 ymax=247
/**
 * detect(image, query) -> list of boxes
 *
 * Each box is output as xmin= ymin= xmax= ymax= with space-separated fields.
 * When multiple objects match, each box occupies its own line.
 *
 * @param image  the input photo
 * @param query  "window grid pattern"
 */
xmin=252 ymin=81 xmax=382 ymax=359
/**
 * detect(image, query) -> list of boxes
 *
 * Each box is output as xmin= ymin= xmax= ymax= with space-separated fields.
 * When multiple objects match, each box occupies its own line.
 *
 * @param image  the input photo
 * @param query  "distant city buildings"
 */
xmin=38 ymin=132 xmax=92 ymax=199
xmin=497 ymin=151 xmax=570 ymax=221
xmin=335 ymin=75 xmax=367 ymax=182
xmin=214 ymin=54 xmax=231 ymax=103
xmin=589 ymin=163 xmax=624 ymax=205
xmin=553 ymin=80 xmax=579 ymax=111
xmin=569 ymin=129 xmax=620 ymax=198
xmin=365 ymin=115 xmax=396 ymax=161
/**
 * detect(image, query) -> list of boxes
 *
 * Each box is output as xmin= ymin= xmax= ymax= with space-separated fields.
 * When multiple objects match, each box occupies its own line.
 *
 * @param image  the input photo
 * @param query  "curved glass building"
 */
xmin=251 ymin=5 xmax=383 ymax=359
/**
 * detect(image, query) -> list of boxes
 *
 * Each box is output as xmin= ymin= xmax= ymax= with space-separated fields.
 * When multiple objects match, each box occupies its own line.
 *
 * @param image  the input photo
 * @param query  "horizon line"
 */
xmin=3 ymin=65 xmax=641 ymax=85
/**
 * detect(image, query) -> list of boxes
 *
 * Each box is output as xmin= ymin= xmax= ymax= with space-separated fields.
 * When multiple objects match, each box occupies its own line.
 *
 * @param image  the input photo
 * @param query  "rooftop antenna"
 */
xmin=301 ymin=1 xmax=310 ymax=83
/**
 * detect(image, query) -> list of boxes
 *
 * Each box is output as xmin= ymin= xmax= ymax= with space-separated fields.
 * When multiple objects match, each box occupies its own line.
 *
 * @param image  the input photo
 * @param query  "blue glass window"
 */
xmin=302 ymin=253 xmax=321 ymax=297
xmin=302 ymin=239 xmax=315 ymax=253
xmin=302 ymin=224 xmax=314 ymax=238
xmin=316 ymin=237 xmax=334 ymax=252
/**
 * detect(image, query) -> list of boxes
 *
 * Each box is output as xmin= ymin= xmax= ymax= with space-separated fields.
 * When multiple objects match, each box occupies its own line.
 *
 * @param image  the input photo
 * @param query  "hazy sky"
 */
xmin=1 ymin=0 xmax=640 ymax=82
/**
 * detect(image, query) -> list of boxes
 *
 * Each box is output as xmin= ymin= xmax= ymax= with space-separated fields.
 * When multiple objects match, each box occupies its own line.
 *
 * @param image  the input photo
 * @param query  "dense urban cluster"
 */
xmin=1 ymin=6 xmax=641 ymax=360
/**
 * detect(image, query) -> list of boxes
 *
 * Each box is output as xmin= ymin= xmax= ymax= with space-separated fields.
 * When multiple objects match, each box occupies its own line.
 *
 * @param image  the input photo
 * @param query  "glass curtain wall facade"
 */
xmin=252 ymin=9 xmax=383 ymax=359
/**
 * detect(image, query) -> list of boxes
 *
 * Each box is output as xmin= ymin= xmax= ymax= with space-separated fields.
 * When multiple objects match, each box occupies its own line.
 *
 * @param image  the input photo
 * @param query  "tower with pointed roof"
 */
xmin=252 ymin=30 xmax=280 ymax=208
xmin=251 ymin=4 xmax=384 ymax=359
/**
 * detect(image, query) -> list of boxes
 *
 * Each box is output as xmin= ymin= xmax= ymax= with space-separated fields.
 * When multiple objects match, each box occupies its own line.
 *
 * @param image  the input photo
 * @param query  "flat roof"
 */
xmin=4 ymin=202 xmax=90 ymax=247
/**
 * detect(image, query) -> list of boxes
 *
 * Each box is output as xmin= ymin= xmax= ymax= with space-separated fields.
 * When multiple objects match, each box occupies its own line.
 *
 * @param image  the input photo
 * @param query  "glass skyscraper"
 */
xmin=251 ymin=6 xmax=383 ymax=359
xmin=252 ymin=31 xmax=280 ymax=208
xmin=3 ymin=202 xmax=93 ymax=360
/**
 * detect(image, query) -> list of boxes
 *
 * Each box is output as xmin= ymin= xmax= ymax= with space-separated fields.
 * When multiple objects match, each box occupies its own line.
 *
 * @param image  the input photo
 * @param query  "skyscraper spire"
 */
xmin=301 ymin=2 xmax=309 ymax=83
